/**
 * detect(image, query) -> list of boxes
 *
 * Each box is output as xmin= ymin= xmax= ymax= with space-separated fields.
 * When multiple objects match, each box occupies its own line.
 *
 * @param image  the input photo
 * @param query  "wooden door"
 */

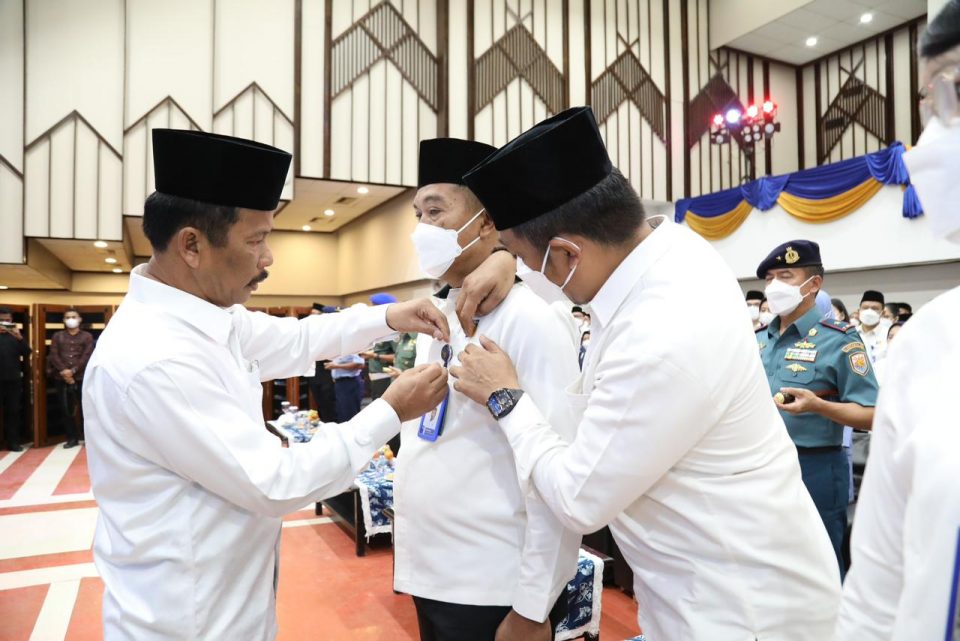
xmin=32 ymin=304 xmax=113 ymax=446
xmin=0 ymin=304 xmax=33 ymax=447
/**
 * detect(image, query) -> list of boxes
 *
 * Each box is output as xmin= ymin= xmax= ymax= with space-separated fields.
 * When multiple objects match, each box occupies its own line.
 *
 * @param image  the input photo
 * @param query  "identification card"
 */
xmin=417 ymin=343 xmax=453 ymax=442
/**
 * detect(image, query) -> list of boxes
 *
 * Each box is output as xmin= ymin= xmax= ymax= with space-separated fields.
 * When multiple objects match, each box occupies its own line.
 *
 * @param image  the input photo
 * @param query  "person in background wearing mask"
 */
xmin=49 ymin=308 xmax=94 ymax=448
xmin=758 ymin=298 xmax=775 ymax=327
xmin=882 ymin=303 xmax=900 ymax=324
xmin=452 ymin=107 xmax=841 ymax=640
xmin=396 ymin=138 xmax=581 ymax=641
xmin=837 ymin=3 xmax=960 ymax=636
xmin=0 ymin=308 xmax=31 ymax=452
xmin=755 ymin=240 xmax=879 ymax=578
xmin=746 ymin=290 xmax=765 ymax=330
xmin=896 ymin=302 xmax=912 ymax=318
xmin=831 ymin=298 xmax=851 ymax=323
xmin=857 ymin=290 xmax=888 ymax=364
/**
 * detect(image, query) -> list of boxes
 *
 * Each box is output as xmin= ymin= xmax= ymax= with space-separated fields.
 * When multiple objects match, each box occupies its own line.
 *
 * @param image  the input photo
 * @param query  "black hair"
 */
xmin=802 ymin=264 xmax=826 ymax=279
xmin=920 ymin=0 xmax=960 ymax=58
xmin=0 ymin=307 xmax=11 ymax=316
xmin=510 ymin=168 xmax=644 ymax=250
xmin=830 ymin=298 xmax=850 ymax=322
xmin=884 ymin=303 xmax=900 ymax=318
xmin=898 ymin=302 xmax=913 ymax=313
xmin=142 ymin=192 xmax=239 ymax=253
xmin=64 ymin=307 xmax=80 ymax=316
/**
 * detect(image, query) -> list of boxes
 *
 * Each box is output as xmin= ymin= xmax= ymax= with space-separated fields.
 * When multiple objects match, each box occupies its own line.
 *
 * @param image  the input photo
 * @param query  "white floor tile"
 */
xmin=0 ymin=563 xmax=98 ymax=590
xmin=29 ymin=579 xmax=80 ymax=641
xmin=0 ymin=507 xmax=98 ymax=560
xmin=12 ymin=444 xmax=81 ymax=502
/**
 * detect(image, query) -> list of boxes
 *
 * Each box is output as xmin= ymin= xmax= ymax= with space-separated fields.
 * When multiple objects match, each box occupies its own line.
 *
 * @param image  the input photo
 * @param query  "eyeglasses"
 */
xmin=919 ymin=65 xmax=960 ymax=126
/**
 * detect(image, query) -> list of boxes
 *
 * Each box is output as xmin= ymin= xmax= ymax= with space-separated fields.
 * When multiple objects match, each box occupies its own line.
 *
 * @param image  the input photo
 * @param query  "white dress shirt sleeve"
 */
xmin=499 ymin=331 xmax=721 ymax=534
xmin=497 ymin=301 xmax=583 ymax=622
xmin=118 ymin=358 xmax=400 ymax=518
xmin=233 ymin=305 xmax=392 ymax=381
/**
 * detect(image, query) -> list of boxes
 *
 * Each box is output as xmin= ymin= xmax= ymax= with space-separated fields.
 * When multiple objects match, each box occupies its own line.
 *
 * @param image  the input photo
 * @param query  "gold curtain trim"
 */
xmin=683 ymin=200 xmax=754 ymax=240
xmin=777 ymin=179 xmax=884 ymax=223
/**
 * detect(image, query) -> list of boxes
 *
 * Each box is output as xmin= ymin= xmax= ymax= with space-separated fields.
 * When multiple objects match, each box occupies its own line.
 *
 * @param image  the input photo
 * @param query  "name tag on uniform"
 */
xmin=785 ymin=348 xmax=818 ymax=362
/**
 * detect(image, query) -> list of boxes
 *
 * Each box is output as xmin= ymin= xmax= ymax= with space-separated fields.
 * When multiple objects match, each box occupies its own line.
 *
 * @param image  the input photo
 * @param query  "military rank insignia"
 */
xmin=794 ymin=341 xmax=816 ymax=349
xmin=848 ymin=352 xmax=869 ymax=376
xmin=786 ymin=363 xmax=808 ymax=373
xmin=808 ymin=328 xmax=818 ymax=337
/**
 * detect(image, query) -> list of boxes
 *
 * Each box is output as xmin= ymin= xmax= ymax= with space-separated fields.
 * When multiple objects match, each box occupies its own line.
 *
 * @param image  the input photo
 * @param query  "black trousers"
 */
xmin=334 ymin=377 xmax=362 ymax=423
xmin=0 ymin=380 xmax=23 ymax=447
xmin=308 ymin=366 xmax=337 ymax=424
xmin=56 ymin=380 xmax=82 ymax=441
xmin=413 ymin=596 xmax=566 ymax=641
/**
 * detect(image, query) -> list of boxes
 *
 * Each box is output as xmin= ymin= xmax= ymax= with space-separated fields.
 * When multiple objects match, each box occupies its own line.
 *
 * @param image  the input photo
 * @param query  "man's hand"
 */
xmin=60 ymin=369 xmax=73 ymax=380
xmin=323 ymin=362 xmax=337 ymax=370
xmin=775 ymin=387 xmax=823 ymax=415
xmin=494 ymin=610 xmax=552 ymax=641
xmin=381 ymin=363 xmax=449 ymax=422
xmin=449 ymin=336 xmax=520 ymax=405
xmin=456 ymin=250 xmax=517 ymax=337
xmin=385 ymin=300 xmax=450 ymax=342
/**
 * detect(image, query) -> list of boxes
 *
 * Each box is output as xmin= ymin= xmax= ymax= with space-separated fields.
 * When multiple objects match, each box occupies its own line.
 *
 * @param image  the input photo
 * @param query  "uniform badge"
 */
xmin=808 ymin=328 xmax=818 ymax=337
xmin=758 ymin=342 xmax=767 ymax=351
xmin=786 ymin=363 xmax=808 ymax=373
xmin=785 ymin=247 xmax=800 ymax=264
xmin=794 ymin=340 xmax=816 ymax=349
xmin=842 ymin=341 xmax=865 ymax=353
xmin=785 ymin=348 xmax=818 ymax=362
xmin=848 ymin=352 xmax=869 ymax=376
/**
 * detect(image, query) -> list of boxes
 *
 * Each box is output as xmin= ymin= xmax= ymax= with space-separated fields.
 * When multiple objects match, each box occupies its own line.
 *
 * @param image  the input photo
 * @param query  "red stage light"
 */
xmin=762 ymin=100 xmax=776 ymax=113
xmin=713 ymin=113 xmax=724 ymax=126
xmin=746 ymin=104 xmax=759 ymax=118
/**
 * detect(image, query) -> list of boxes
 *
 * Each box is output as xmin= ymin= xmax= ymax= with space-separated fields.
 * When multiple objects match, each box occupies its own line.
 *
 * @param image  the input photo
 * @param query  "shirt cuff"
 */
xmin=335 ymin=398 xmax=401 ymax=471
xmin=511 ymin=590 xmax=554 ymax=624
xmin=498 ymin=394 xmax=552 ymax=484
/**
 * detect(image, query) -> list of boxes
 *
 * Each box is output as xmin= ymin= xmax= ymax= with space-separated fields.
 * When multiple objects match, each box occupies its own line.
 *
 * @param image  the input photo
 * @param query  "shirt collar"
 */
xmin=768 ymin=305 xmax=821 ymax=340
xmin=126 ymin=264 xmax=234 ymax=345
xmin=589 ymin=216 xmax=675 ymax=329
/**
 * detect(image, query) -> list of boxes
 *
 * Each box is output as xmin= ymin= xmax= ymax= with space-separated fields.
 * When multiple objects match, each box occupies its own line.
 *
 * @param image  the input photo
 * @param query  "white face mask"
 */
xmin=764 ymin=276 xmax=815 ymax=316
xmin=758 ymin=311 xmax=776 ymax=326
xmin=65 ymin=318 xmax=80 ymax=330
xmin=410 ymin=209 xmax=485 ymax=279
xmin=859 ymin=308 xmax=881 ymax=327
xmin=748 ymin=305 xmax=761 ymax=321
xmin=516 ymin=239 xmax=580 ymax=306
xmin=903 ymin=116 xmax=960 ymax=244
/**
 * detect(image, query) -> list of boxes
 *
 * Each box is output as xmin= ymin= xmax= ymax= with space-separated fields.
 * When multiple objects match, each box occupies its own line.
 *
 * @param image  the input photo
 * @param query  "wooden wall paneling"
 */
xmin=0 ymin=0 xmax=24 ymax=264
xmin=909 ymin=22 xmax=920 ymax=144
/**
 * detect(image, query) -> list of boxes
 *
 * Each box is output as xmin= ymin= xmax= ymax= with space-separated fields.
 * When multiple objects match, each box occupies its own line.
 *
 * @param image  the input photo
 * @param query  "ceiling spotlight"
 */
xmin=744 ymin=133 xmax=753 ymax=143
xmin=712 ymin=113 xmax=724 ymax=126
xmin=860 ymin=12 xmax=873 ymax=24
xmin=764 ymin=122 xmax=777 ymax=135
xmin=805 ymin=36 xmax=818 ymax=47
xmin=746 ymin=104 xmax=759 ymax=118
xmin=302 ymin=225 xmax=312 ymax=232
xmin=112 ymin=267 xmax=123 ymax=274
xmin=93 ymin=240 xmax=108 ymax=249
xmin=0 ymin=285 xmax=8 ymax=290
xmin=357 ymin=186 xmax=369 ymax=195
xmin=725 ymin=108 xmax=742 ymax=124
xmin=323 ymin=209 xmax=335 ymax=217
xmin=105 ymin=257 xmax=118 ymax=264
xmin=762 ymin=100 xmax=776 ymax=113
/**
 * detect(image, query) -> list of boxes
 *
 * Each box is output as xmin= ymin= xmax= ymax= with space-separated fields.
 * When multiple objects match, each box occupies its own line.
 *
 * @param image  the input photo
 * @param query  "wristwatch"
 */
xmin=486 ymin=388 xmax=524 ymax=420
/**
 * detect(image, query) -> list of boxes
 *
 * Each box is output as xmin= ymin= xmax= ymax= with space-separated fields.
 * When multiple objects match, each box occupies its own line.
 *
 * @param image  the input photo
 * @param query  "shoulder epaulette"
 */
xmin=819 ymin=318 xmax=853 ymax=333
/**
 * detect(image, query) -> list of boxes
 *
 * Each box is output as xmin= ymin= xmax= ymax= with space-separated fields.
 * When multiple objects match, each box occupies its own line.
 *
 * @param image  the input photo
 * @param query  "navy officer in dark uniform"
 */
xmin=756 ymin=240 xmax=878 ymax=578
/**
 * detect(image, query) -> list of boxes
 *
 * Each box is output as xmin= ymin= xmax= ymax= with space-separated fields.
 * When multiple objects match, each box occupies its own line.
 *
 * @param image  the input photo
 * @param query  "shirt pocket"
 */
xmin=779 ymin=362 xmax=816 ymax=386
xmin=565 ymin=376 xmax=590 ymax=423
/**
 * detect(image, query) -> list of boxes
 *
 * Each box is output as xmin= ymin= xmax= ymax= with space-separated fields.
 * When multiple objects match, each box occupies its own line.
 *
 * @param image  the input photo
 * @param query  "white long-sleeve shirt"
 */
xmin=494 ymin=217 xmax=841 ymax=639
xmin=393 ymin=285 xmax=582 ymax=622
xmin=836 ymin=285 xmax=960 ymax=641
xmin=83 ymin=265 xmax=402 ymax=640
